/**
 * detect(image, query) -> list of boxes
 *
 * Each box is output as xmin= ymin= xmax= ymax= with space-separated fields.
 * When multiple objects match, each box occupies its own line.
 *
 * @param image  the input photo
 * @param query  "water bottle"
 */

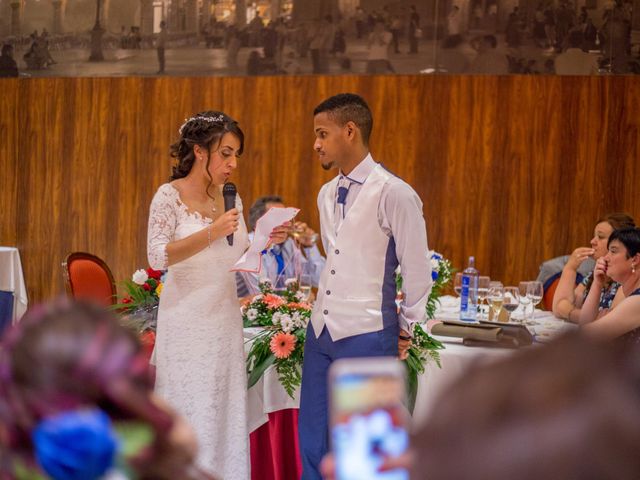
xmin=460 ymin=256 xmax=479 ymax=322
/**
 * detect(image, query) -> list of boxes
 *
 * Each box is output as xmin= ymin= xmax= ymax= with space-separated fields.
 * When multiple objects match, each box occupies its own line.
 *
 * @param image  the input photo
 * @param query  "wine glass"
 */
xmin=526 ymin=281 xmax=543 ymax=324
xmin=477 ymin=276 xmax=490 ymax=320
xmin=297 ymin=263 xmax=313 ymax=302
xmin=518 ymin=281 xmax=531 ymax=322
xmin=503 ymin=287 xmax=519 ymax=323
xmin=488 ymin=284 xmax=504 ymax=322
xmin=453 ymin=273 xmax=463 ymax=297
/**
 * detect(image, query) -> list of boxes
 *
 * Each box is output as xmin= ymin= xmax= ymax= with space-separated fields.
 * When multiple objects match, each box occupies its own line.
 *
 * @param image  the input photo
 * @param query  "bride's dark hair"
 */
xmin=170 ymin=111 xmax=244 ymax=201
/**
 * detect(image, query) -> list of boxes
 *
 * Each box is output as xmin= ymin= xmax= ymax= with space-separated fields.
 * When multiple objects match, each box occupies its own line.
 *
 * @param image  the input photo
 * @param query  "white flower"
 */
xmin=253 ymin=294 xmax=263 ymax=302
xmin=280 ymin=314 xmax=294 ymax=333
xmin=285 ymin=278 xmax=298 ymax=287
xmin=132 ymin=269 xmax=148 ymax=285
xmin=291 ymin=311 xmax=304 ymax=328
xmin=295 ymin=291 xmax=305 ymax=301
xmin=259 ymin=277 xmax=272 ymax=285
xmin=272 ymin=311 xmax=283 ymax=325
xmin=430 ymin=257 xmax=440 ymax=272
xmin=246 ymin=308 xmax=258 ymax=321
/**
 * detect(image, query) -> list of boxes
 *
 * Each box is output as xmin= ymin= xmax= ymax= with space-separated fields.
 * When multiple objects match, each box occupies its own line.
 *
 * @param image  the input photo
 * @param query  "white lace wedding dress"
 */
xmin=147 ymin=183 xmax=250 ymax=479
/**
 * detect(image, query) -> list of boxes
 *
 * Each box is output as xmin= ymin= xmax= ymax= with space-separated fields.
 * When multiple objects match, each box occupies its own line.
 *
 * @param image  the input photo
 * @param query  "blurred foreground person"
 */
xmin=321 ymin=334 xmax=640 ymax=479
xmin=0 ymin=300 xmax=215 ymax=480
xmin=412 ymin=333 xmax=640 ymax=479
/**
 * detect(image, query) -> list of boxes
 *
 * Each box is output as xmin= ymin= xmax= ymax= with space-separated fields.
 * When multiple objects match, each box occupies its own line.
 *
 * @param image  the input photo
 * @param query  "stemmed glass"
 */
xmin=453 ymin=273 xmax=463 ymax=297
xmin=298 ymin=263 xmax=313 ymax=302
xmin=503 ymin=287 xmax=519 ymax=323
xmin=518 ymin=281 xmax=531 ymax=322
xmin=488 ymin=284 xmax=504 ymax=322
xmin=477 ymin=276 xmax=491 ymax=320
xmin=526 ymin=281 xmax=543 ymax=324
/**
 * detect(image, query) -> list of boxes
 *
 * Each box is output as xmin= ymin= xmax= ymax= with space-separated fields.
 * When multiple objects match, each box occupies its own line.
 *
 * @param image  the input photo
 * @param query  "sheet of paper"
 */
xmin=231 ymin=207 xmax=299 ymax=273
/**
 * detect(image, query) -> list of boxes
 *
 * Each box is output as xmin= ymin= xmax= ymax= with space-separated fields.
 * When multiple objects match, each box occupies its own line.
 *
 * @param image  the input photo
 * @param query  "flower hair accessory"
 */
xmin=33 ymin=408 xmax=119 ymax=480
xmin=179 ymin=114 xmax=226 ymax=135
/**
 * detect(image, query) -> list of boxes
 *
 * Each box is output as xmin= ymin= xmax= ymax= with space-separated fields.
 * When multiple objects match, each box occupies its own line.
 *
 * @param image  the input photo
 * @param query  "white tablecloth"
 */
xmin=245 ymin=328 xmax=300 ymax=433
xmin=245 ymin=296 xmax=575 ymax=432
xmin=0 ymin=247 xmax=28 ymax=324
xmin=412 ymin=296 xmax=576 ymax=427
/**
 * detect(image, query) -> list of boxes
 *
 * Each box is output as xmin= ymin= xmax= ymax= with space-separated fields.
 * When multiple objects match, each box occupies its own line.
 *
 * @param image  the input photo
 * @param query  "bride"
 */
xmin=147 ymin=111 xmax=285 ymax=478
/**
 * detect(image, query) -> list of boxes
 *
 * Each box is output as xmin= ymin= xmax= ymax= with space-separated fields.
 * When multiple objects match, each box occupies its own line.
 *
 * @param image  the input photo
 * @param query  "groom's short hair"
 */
xmin=313 ymin=93 xmax=373 ymax=146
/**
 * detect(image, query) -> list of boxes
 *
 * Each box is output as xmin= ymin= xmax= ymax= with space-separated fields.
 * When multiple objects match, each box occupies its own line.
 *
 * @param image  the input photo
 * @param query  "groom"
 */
xmin=298 ymin=93 xmax=432 ymax=478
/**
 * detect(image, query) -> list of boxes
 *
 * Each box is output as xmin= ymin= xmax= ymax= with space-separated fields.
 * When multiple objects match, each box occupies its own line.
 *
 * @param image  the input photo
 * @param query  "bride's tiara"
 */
xmin=179 ymin=114 xmax=226 ymax=135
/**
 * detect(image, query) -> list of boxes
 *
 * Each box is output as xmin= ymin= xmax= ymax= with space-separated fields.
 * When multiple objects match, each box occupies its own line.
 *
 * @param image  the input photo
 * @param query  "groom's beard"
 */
xmin=321 ymin=160 xmax=334 ymax=170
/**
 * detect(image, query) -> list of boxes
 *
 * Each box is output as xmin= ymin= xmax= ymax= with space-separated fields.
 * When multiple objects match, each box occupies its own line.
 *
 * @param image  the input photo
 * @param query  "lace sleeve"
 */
xmin=147 ymin=185 xmax=177 ymax=270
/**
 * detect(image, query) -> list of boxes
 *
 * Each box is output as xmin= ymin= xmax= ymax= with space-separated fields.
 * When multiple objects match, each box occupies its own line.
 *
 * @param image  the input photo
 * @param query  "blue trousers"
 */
xmin=298 ymin=323 xmax=399 ymax=480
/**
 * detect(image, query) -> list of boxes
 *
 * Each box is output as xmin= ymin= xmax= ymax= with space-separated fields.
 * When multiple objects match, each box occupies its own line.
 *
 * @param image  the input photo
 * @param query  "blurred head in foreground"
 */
xmin=412 ymin=333 xmax=640 ymax=480
xmin=0 ymin=300 xmax=208 ymax=479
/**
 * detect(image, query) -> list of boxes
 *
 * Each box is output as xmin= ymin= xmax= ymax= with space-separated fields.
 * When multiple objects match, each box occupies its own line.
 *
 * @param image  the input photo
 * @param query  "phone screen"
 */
xmin=331 ymin=365 xmax=409 ymax=480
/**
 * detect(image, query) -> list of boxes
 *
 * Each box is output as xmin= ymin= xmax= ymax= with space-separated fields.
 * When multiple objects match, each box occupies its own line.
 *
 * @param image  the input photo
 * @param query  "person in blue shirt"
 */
xmin=236 ymin=195 xmax=325 ymax=297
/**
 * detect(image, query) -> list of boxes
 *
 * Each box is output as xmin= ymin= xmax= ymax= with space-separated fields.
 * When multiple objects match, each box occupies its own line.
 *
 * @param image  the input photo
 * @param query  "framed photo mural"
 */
xmin=0 ymin=0 xmax=638 ymax=78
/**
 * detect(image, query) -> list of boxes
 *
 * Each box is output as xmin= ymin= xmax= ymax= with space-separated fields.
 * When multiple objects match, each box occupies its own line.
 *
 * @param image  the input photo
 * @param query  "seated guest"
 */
xmin=552 ymin=213 xmax=635 ymax=323
xmin=580 ymin=227 xmax=640 ymax=345
xmin=236 ymin=195 xmax=325 ymax=296
xmin=0 ymin=300 xmax=214 ymax=479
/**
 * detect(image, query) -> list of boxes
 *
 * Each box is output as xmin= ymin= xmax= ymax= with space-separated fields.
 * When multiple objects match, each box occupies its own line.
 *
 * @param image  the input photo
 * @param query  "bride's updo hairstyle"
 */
xmin=170 ymin=111 xmax=245 ymax=182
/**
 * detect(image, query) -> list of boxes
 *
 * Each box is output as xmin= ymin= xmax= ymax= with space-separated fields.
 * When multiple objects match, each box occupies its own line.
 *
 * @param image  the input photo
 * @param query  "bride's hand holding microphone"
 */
xmin=210 ymin=208 xmax=240 ymax=240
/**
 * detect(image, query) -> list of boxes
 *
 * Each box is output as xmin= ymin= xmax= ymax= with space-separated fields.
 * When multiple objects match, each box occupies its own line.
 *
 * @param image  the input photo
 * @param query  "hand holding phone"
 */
xmin=329 ymin=357 xmax=410 ymax=480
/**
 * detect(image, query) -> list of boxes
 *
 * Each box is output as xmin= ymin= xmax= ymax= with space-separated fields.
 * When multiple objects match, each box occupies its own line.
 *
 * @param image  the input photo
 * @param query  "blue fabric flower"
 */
xmin=432 ymin=270 xmax=439 ymax=281
xmin=33 ymin=409 xmax=118 ymax=480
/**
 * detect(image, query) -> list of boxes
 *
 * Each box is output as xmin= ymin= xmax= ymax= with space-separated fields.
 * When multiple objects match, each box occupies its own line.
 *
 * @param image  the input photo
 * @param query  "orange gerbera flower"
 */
xmin=287 ymin=302 xmax=312 ymax=311
xmin=263 ymin=294 xmax=286 ymax=309
xmin=270 ymin=332 xmax=296 ymax=359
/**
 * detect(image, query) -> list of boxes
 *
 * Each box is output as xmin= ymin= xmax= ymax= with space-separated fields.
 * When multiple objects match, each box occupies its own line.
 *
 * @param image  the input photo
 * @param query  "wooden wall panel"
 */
xmin=1 ymin=75 xmax=639 ymax=303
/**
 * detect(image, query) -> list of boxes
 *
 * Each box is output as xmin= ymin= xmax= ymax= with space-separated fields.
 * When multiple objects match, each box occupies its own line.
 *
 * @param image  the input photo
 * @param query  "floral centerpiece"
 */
xmin=245 ymin=252 xmax=452 ymax=409
xmin=243 ymin=279 xmax=312 ymax=398
xmin=113 ymin=267 xmax=165 ymax=357
xmin=399 ymin=251 xmax=453 ymax=413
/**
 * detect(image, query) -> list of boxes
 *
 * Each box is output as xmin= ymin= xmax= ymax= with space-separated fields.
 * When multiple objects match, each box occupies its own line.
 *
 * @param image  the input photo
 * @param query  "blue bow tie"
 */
xmin=337 ymin=186 xmax=349 ymax=205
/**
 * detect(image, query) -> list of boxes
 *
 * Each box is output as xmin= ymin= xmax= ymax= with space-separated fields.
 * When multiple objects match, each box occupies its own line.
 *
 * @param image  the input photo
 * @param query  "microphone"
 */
xmin=222 ymin=182 xmax=237 ymax=246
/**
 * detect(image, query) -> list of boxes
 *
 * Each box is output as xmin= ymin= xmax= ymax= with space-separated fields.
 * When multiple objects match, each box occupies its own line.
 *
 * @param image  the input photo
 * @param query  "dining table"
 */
xmin=244 ymin=296 xmax=576 ymax=479
xmin=0 ymin=246 xmax=28 ymax=336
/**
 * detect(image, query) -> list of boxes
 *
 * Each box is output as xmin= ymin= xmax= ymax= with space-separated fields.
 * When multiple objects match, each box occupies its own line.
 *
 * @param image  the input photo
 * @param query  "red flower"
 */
xmin=146 ymin=268 xmax=163 ymax=280
xmin=142 ymin=283 xmax=151 ymax=291
xmin=122 ymin=297 xmax=132 ymax=304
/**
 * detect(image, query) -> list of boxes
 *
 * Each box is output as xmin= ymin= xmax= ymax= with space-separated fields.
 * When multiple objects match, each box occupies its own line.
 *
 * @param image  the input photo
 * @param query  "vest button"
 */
xmin=335 ymin=249 xmax=340 ymax=254
xmin=331 ymin=270 xmax=336 ymax=275
xmin=323 ymin=309 xmax=328 ymax=315
xmin=326 ymin=290 xmax=331 ymax=295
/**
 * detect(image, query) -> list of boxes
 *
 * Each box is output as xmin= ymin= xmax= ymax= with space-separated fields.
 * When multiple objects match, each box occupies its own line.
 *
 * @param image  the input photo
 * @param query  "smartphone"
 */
xmin=329 ymin=357 xmax=410 ymax=480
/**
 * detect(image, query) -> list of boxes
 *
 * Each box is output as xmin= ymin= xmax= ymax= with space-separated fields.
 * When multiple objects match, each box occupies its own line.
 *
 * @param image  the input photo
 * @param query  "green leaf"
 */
xmin=406 ymin=366 xmax=418 ymax=415
xmin=247 ymin=354 xmax=276 ymax=389
xmin=113 ymin=421 xmax=155 ymax=457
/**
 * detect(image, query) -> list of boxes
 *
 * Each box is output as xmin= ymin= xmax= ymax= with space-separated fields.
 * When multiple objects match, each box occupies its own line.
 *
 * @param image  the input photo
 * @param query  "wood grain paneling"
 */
xmin=1 ymin=75 xmax=639 ymax=303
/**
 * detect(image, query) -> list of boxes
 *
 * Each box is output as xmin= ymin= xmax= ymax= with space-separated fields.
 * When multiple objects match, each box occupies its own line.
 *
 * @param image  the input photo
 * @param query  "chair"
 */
xmin=62 ymin=252 xmax=117 ymax=307
xmin=537 ymin=255 xmax=594 ymax=311
xmin=542 ymin=275 xmax=561 ymax=311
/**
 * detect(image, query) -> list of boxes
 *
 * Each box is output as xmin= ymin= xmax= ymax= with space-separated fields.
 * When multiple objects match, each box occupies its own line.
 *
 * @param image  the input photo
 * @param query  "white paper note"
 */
xmin=231 ymin=207 xmax=299 ymax=273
